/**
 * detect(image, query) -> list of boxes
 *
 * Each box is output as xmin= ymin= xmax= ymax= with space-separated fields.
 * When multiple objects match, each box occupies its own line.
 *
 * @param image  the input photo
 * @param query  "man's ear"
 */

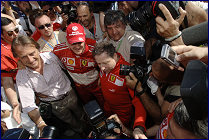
xmin=113 ymin=53 xmax=118 ymax=61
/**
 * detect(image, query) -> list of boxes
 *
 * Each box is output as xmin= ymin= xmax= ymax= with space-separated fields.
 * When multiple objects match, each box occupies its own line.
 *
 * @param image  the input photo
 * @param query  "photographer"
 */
xmin=76 ymin=2 xmax=104 ymax=42
xmin=168 ymin=101 xmax=208 ymax=139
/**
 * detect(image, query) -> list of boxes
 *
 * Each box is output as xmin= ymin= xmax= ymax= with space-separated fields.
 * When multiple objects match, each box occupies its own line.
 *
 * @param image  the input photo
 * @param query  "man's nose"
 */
xmin=27 ymin=56 xmax=34 ymax=63
xmin=112 ymin=28 xmax=117 ymax=34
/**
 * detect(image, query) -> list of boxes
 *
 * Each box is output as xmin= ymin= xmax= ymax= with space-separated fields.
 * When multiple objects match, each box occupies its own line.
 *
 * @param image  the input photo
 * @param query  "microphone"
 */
xmin=182 ymin=21 xmax=208 ymax=46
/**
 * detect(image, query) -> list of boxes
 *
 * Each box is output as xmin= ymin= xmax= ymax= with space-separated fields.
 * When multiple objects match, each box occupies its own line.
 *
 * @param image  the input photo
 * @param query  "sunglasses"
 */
xmin=43 ymin=7 xmax=54 ymax=13
xmin=7 ymin=28 xmax=19 ymax=36
xmin=38 ymin=23 xmax=52 ymax=30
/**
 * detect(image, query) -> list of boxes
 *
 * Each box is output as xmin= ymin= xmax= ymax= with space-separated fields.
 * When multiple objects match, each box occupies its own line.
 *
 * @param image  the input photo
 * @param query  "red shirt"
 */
xmin=1 ymin=39 xmax=18 ymax=81
xmin=156 ymin=112 xmax=174 ymax=139
xmin=100 ymin=53 xmax=146 ymax=129
xmin=53 ymin=39 xmax=97 ymax=74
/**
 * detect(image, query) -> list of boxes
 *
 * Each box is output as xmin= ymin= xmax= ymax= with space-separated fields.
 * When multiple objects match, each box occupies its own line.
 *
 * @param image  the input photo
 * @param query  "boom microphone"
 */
xmin=182 ymin=21 xmax=208 ymax=46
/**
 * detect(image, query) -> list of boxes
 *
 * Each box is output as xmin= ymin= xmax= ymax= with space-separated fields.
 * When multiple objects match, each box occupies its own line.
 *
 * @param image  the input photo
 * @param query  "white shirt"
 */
xmin=16 ymin=52 xmax=72 ymax=113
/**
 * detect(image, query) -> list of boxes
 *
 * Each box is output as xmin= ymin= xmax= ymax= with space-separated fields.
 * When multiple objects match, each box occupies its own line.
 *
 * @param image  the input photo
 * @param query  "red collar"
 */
xmin=1 ymin=39 xmax=11 ymax=50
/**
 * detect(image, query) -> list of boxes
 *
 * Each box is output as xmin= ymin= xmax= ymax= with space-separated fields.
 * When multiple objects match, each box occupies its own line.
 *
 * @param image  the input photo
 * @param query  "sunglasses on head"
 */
xmin=7 ymin=27 xmax=19 ymax=36
xmin=38 ymin=23 xmax=51 ymax=30
xmin=43 ymin=7 xmax=54 ymax=13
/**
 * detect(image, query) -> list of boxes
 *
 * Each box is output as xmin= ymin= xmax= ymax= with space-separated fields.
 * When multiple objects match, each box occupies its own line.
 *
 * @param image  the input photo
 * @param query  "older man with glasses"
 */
xmin=29 ymin=9 xmax=67 ymax=52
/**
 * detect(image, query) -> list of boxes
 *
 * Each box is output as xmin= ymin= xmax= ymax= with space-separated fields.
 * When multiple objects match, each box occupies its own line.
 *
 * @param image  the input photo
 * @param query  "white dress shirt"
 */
xmin=16 ymin=52 xmax=72 ymax=113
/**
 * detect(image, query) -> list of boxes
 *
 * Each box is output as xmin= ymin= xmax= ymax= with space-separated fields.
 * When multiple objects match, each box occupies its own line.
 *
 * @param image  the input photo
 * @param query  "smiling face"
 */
xmin=69 ymin=42 xmax=85 ymax=55
xmin=77 ymin=5 xmax=93 ymax=28
xmin=15 ymin=44 xmax=41 ymax=70
xmin=94 ymin=52 xmax=117 ymax=74
xmin=106 ymin=20 xmax=126 ymax=41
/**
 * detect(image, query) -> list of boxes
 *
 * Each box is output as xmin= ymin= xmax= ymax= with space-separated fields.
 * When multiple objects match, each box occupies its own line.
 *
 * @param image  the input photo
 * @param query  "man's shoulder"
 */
xmin=16 ymin=69 xmax=29 ymax=84
xmin=55 ymin=30 xmax=67 ymax=37
xmin=53 ymin=42 xmax=69 ymax=52
xmin=125 ymin=30 xmax=145 ymax=43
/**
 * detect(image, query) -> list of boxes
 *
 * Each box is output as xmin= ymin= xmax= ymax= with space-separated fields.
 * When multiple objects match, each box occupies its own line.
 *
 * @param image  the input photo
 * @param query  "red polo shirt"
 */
xmin=1 ymin=39 xmax=18 ymax=81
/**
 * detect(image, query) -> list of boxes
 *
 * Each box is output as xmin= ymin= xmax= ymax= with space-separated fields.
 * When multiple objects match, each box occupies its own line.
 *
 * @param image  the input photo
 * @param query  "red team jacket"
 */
xmin=100 ymin=53 xmax=146 ymax=129
xmin=53 ymin=39 xmax=98 ymax=85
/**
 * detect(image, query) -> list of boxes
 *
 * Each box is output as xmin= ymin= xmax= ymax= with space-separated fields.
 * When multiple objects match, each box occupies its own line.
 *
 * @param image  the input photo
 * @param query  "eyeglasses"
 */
xmin=38 ymin=23 xmax=52 ymax=30
xmin=43 ymin=7 xmax=54 ymax=13
xmin=7 ymin=28 xmax=19 ymax=36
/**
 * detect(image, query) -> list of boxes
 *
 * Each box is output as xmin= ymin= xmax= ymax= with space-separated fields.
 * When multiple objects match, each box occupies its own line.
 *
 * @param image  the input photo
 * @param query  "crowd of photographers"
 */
xmin=1 ymin=1 xmax=208 ymax=139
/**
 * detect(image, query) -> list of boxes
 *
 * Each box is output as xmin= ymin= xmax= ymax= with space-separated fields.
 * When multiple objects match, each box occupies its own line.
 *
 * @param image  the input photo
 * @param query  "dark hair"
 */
xmin=29 ymin=9 xmax=48 ymax=26
xmin=174 ymin=101 xmax=208 ymax=139
xmin=77 ymin=2 xmax=92 ymax=13
xmin=93 ymin=42 xmax=116 ymax=58
xmin=104 ymin=10 xmax=126 ymax=27
xmin=1 ymin=17 xmax=13 ymax=34
xmin=12 ymin=36 xmax=40 ymax=58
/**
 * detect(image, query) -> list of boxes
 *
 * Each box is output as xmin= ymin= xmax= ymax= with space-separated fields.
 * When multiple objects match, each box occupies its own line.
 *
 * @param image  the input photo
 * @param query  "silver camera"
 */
xmin=161 ymin=44 xmax=179 ymax=68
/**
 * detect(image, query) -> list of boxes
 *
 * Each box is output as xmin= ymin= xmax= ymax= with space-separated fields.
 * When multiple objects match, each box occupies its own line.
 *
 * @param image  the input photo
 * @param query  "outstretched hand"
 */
xmin=155 ymin=3 xmax=186 ymax=38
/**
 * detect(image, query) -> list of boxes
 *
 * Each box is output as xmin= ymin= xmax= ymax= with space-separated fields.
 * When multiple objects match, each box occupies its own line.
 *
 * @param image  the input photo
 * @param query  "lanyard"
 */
xmin=41 ymin=32 xmax=59 ymax=49
xmin=116 ymin=39 xmax=123 ymax=52
xmin=116 ymin=32 xmax=126 ymax=52
xmin=93 ymin=18 xmax=96 ymax=38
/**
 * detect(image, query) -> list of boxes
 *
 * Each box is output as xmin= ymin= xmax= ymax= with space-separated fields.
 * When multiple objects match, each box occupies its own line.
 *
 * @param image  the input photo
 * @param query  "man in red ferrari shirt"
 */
xmin=92 ymin=41 xmax=147 ymax=139
xmin=53 ymin=23 xmax=104 ymax=108
xmin=1 ymin=17 xmax=21 ymax=124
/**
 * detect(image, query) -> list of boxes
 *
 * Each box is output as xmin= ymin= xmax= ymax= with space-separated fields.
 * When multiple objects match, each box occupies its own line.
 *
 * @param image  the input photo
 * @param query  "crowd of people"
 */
xmin=1 ymin=1 xmax=208 ymax=139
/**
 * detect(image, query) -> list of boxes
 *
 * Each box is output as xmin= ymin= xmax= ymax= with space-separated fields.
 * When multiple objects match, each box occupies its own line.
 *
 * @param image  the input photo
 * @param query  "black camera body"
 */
xmin=127 ymin=1 xmax=180 ymax=39
xmin=39 ymin=126 xmax=57 ymax=139
xmin=119 ymin=40 xmax=149 ymax=83
xmin=84 ymin=100 xmax=123 ymax=139
xmin=60 ymin=3 xmax=78 ymax=24
xmin=42 ymin=1 xmax=77 ymax=24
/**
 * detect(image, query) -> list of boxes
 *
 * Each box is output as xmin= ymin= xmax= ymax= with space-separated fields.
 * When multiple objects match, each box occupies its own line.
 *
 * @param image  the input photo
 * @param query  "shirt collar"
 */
xmin=1 ymin=39 xmax=11 ymax=50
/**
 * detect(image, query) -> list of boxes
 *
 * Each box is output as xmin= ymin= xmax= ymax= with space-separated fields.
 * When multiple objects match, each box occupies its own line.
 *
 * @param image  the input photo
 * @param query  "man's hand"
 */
xmin=108 ymin=114 xmax=132 ymax=137
xmin=172 ymin=45 xmax=208 ymax=66
xmin=133 ymin=127 xmax=147 ymax=139
xmin=155 ymin=3 xmax=186 ymax=38
xmin=12 ymin=103 xmax=21 ymax=124
xmin=125 ymin=72 xmax=143 ymax=92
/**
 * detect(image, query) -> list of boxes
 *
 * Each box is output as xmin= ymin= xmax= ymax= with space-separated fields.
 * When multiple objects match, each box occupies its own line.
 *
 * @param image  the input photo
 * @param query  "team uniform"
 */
xmin=1 ymin=39 xmax=18 ymax=81
xmin=53 ymin=38 xmax=104 ymax=107
xmin=156 ymin=112 xmax=174 ymax=139
xmin=99 ymin=53 xmax=146 ymax=129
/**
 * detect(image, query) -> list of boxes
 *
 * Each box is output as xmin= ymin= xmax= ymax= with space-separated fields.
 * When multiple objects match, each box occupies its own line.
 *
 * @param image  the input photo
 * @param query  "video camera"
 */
xmin=84 ymin=100 xmax=129 ymax=139
xmin=127 ymin=1 xmax=180 ymax=40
